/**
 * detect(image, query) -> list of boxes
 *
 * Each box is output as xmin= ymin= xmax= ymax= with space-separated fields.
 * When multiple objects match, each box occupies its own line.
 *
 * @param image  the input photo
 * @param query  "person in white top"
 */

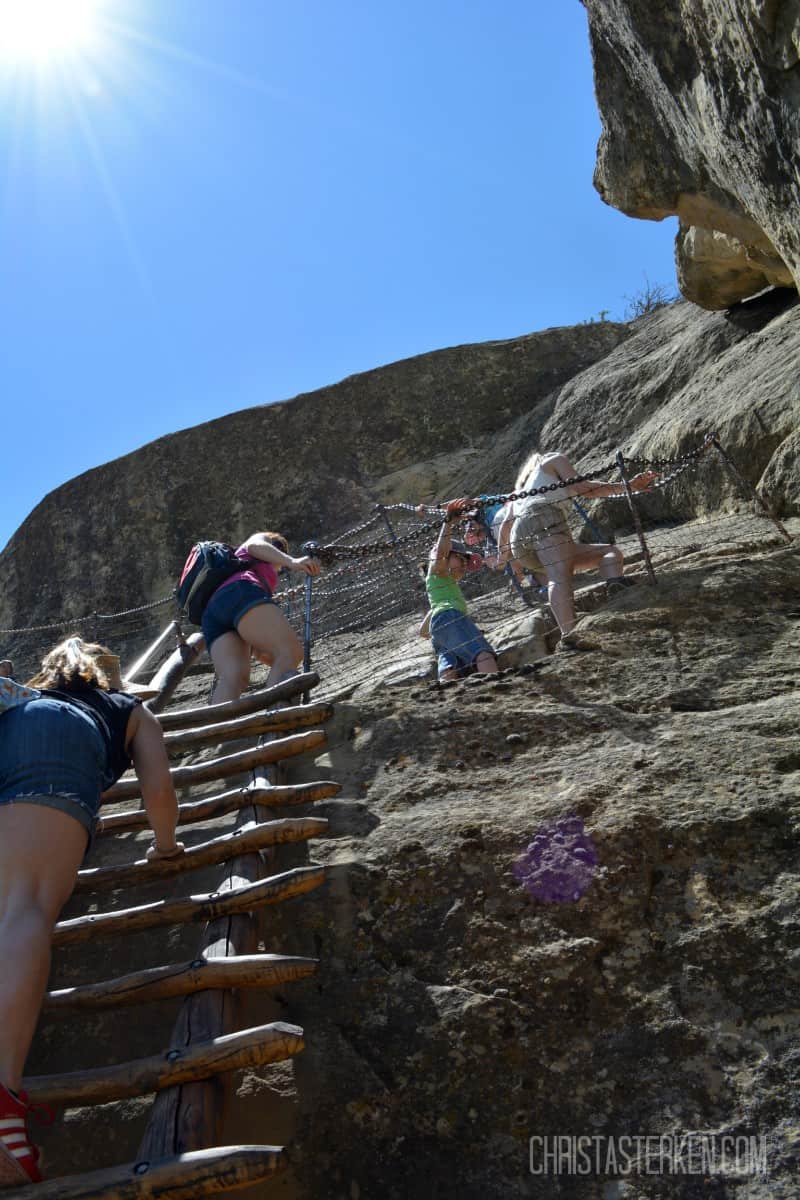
xmin=496 ymin=451 xmax=657 ymax=635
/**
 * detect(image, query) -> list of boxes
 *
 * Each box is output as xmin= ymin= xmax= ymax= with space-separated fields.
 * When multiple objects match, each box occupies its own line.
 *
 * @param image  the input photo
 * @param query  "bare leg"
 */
xmin=537 ymin=537 xmax=624 ymax=634
xmin=237 ymin=603 xmax=303 ymax=688
xmin=209 ymin=631 xmax=251 ymax=704
xmin=528 ymin=532 xmax=577 ymax=634
xmin=542 ymin=557 xmax=577 ymax=633
xmin=570 ymin=541 xmax=624 ymax=580
xmin=475 ymin=650 xmax=498 ymax=674
xmin=0 ymin=806 xmax=88 ymax=1090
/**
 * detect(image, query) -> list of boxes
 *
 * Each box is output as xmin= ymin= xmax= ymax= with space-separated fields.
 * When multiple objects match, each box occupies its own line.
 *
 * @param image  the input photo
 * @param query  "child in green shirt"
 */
xmin=422 ymin=503 xmax=498 ymax=682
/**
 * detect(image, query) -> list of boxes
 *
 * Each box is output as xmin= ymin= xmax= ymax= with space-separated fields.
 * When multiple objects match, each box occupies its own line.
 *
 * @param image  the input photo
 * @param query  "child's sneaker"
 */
xmin=0 ymin=1084 xmax=49 ymax=1186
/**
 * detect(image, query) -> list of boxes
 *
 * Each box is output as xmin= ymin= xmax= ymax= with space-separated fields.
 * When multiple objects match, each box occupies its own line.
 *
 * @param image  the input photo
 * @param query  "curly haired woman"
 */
xmin=0 ymin=637 xmax=182 ymax=1185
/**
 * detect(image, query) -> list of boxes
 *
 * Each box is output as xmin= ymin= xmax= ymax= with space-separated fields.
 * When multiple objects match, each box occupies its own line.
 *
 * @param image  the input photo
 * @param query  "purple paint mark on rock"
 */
xmin=512 ymin=816 xmax=598 ymax=903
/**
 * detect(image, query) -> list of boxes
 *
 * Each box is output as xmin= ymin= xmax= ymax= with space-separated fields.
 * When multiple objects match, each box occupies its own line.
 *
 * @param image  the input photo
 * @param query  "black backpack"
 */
xmin=175 ymin=541 xmax=249 ymax=625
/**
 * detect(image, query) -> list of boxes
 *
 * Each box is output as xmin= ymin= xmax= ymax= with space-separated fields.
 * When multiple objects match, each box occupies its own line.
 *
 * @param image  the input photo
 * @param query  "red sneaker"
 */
xmin=0 ymin=1084 xmax=50 ymax=1187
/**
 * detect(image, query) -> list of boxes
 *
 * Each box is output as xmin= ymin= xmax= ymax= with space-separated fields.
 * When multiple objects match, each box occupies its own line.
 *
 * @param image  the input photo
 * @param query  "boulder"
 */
xmin=585 ymin=0 xmax=800 ymax=308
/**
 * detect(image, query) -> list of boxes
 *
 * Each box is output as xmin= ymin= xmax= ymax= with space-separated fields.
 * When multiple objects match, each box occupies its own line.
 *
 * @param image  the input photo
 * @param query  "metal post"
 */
xmin=303 ymin=576 xmax=313 ymax=675
xmin=302 ymin=575 xmax=313 ymax=704
xmin=145 ymin=632 xmax=206 ymax=714
xmin=377 ymin=504 xmax=427 ymax=609
xmin=377 ymin=504 xmax=408 ymax=560
xmin=570 ymin=497 xmax=609 ymax=545
xmin=616 ymin=449 xmax=657 ymax=585
xmin=298 ymin=542 xmax=316 ymax=700
xmin=123 ymin=619 xmax=180 ymax=683
xmin=377 ymin=503 xmax=398 ymax=544
xmin=711 ymin=436 xmax=792 ymax=543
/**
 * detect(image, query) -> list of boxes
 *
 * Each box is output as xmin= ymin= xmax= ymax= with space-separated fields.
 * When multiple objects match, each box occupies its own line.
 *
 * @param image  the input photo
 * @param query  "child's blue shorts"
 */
xmin=430 ymin=609 xmax=494 ymax=674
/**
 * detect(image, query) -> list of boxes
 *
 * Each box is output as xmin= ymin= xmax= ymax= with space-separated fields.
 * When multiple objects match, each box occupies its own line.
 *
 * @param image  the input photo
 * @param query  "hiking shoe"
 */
xmin=605 ymin=576 xmax=637 ymax=597
xmin=0 ymin=1084 xmax=51 ymax=1186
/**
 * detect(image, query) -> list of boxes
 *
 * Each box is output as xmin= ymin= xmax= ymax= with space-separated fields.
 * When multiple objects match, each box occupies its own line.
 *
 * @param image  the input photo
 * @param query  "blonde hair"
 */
xmin=514 ymin=450 xmax=543 ymax=493
xmin=27 ymin=635 xmax=115 ymax=691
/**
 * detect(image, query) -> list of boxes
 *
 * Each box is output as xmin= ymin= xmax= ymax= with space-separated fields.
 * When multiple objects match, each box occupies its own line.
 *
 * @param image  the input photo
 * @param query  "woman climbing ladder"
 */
xmin=0 ymin=638 xmax=183 ymax=1186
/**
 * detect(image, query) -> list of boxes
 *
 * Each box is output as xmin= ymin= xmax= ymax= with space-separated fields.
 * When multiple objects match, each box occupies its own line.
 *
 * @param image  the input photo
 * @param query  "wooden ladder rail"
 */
xmin=99 ymin=779 xmax=340 ymax=835
xmin=0 ymin=1145 xmax=287 ymax=1200
xmin=138 ymin=676 xmax=328 ymax=1159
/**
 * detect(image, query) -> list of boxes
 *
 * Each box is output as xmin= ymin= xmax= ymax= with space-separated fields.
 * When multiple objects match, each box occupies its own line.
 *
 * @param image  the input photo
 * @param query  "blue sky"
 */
xmin=0 ymin=0 xmax=677 ymax=551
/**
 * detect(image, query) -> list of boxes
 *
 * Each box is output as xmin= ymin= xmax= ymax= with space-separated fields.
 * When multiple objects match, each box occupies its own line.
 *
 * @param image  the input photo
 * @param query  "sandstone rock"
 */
xmin=539 ymin=295 xmax=800 ymax=524
xmin=759 ymin=427 xmax=800 ymax=517
xmin=676 ymin=223 xmax=794 ymax=310
xmin=585 ymin=0 xmax=800 ymax=308
xmin=492 ymin=609 xmax=552 ymax=669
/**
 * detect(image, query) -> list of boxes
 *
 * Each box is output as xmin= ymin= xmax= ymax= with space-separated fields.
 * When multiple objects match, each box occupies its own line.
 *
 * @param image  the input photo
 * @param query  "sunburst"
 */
xmin=0 ymin=0 xmax=101 ymax=63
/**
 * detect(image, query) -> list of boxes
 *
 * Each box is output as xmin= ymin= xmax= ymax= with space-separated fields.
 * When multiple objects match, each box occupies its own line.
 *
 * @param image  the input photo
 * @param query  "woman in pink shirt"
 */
xmin=201 ymin=531 xmax=321 ymax=703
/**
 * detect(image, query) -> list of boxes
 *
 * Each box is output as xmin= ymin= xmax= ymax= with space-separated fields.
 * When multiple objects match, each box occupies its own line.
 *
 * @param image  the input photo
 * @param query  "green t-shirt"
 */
xmin=426 ymin=571 xmax=468 ymax=618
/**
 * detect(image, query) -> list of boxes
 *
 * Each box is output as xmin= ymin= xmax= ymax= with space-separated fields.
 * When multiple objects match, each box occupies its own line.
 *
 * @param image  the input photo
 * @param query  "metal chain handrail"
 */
xmin=327 ymin=509 xmax=386 ymax=545
xmin=625 ymin=431 xmax=716 ymax=470
xmin=0 ymin=595 xmax=172 ymax=636
xmin=0 ymin=432 xmax=722 ymax=638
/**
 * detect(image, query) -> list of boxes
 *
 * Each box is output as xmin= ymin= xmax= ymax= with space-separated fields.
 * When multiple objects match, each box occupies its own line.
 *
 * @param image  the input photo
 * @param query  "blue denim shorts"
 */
xmin=430 ymin=608 xmax=495 ymax=675
xmin=0 ymin=697 xmax=106 ymax=843
xmin=201 ymin=579 xmax=275 ymax=649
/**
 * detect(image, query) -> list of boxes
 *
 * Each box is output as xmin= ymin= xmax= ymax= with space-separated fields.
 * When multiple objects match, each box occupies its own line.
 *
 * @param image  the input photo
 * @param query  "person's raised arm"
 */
xmin=542 ymin=454 xmax=658 ymax=501
xmin=125 ymin=705 xmax=185 ymax=861
xmin=429 ymin=499 xmax=467 ymax=577
xmin=568 ymin=470 xmax=658 ymax=500
xmin=430 ymin=520 xmax=453 ymax=576
xmin=243 ymin=533 xmax=322 ymax=576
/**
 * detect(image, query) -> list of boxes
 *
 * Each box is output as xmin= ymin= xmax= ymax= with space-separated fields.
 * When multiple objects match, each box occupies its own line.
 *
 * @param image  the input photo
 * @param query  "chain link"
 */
xmin=380 ymin=501 xmax=444 ymax=516
xmin=625 ymin=432 xmax=716 ymax=470
xmin=647 ymin=455 xmax=703 ymax=491
xmin=313 ymin=591 xmax=420 ymax=640
xmin=0 ymin=595 xmax=172 ymax=636
xmin=327 ymin=509 xmax=386 ymax=545
xmin=310 ymin=519 xmax=440 ymax=565
xmin=463 ymin=464 xmax=616 ymax=511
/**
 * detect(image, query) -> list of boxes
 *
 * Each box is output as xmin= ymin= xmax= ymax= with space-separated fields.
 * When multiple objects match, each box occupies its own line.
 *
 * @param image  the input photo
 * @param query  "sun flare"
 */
xmin=0 ymin=0 xmax=100 ymax=63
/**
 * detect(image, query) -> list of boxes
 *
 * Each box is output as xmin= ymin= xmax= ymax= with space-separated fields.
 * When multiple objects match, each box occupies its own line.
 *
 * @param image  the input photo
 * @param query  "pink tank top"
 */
xmin=210 ymin=544 xmax=279 ymax=602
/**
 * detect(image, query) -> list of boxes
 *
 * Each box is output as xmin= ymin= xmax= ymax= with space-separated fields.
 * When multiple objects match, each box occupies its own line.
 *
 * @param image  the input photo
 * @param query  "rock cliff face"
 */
xmin=585 ymin=0 xmax=800 ymax=309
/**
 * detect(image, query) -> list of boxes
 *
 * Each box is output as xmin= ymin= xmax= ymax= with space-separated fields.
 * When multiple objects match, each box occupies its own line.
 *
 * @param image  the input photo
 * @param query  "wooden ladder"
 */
xmin=12 ymin=671 xmax=338 ymax=1199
